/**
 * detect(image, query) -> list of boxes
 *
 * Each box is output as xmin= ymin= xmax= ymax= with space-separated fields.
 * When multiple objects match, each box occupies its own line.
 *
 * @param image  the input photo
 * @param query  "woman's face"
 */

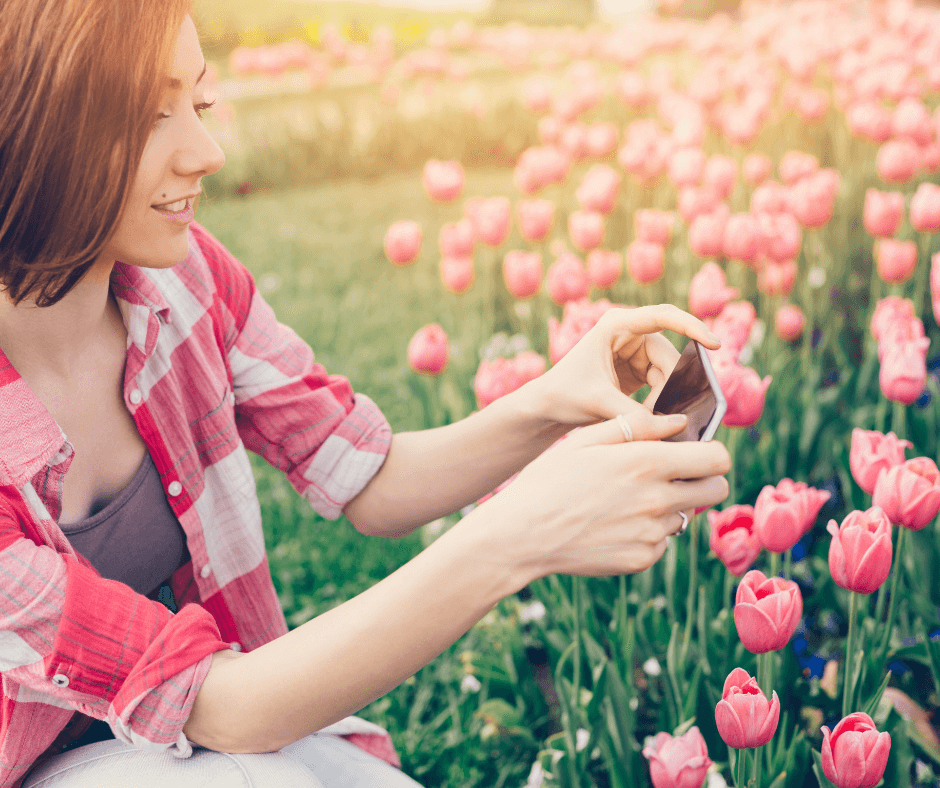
xmin=101 ymin=14 xmax=225 ymax=272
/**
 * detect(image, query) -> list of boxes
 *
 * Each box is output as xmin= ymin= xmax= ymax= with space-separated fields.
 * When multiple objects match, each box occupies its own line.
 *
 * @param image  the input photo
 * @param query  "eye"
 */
xmin=194 ymin=99 xmax=217 ymax=119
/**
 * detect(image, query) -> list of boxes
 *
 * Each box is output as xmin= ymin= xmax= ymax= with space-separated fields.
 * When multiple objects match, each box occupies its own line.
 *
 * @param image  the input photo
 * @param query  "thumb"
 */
xmin=563 ymin=409 xmax=688 ymax=450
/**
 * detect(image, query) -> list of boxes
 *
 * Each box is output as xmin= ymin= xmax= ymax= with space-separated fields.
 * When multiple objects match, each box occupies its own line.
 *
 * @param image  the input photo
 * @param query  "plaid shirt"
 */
xmin=0 ymin=222 xmax=395 ymax=786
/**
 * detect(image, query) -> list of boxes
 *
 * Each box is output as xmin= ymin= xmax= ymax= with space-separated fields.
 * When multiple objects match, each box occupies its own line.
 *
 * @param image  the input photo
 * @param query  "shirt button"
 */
xmin=51 ymin=674 xmax=69 ymax=688
xmin=230 ymin=642 xmax=242 ymax=652
xmin=200 ymin=564 xmax=212 ymax=579
xmin=167 ymin=481 xmax=183 ymax=497
xmin=129 ymin=389 xmax=143 ymax=406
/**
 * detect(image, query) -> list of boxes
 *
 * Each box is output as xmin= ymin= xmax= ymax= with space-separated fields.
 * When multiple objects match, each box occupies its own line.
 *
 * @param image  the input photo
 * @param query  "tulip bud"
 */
xmin=827 ymin=508 xmax=893 ymax=594
xmin=849 ymin=428 xmax=912 ymax=496
xmin=703 ymin=154 xmax=738 ymax=199
xmin=778 ymin=150 xmax=818 ymax=185
xmin=710 ymin=301 xmax=757 ymax=361
xmin=503 ymin=250 xmax=542 ymax=300
xmin=575 ymin=164 xmax=622 ymax=215
xmin=878 ymin=338 xmax=929 ymax=405
xmin=669 ymin=146 xmax=706 ymax=188
xmin=439 ymin=219 xmax=475 ymax=258
xmin=423 ymin=159 xmax=465 ymax=202
xmin=516 ymin=199 xmax=555 ymax=242
xmin=873 ymin=456 xmax=940 ymax=531
xmin=870 ymin=296 xmax=917 ymax=344
xmin=635 ymin=209 xmax=674 ymax=246
xmin=775 ymin=303 xmax=804 ymax=342
xmin=586 ymin=249 xmax=623 ymax=290
xmin=707 ymin=505 xmax=761 ymax=576
xmin=753 ymin=478 xmax=830 ymax=553
xmin=876 ymin=139 xmax=920 ymax=184
xmin=407 ymin=324 xmax=449 ymax=375
xmin=568 ymin=210 xmax=605 ymax=251
xmin=688 ymin=262 xmax=739 ymax=318
xmin=910 ymin=182 xmax=940 ymax=232
xmin=863 ymin=189 xmax=905 ymax=238
xmin=546 ymin=253 xmax=590 ymax=305
xmin=758 ymin=259 xmax=797 ymax=298
xmin=734 ymin=570 xmax=803 ymax=653
xmin=743 ymin=152 xmax=773 ymax=186
xmin=548 ymin=298 xmax=618 ymax=364
xmin=874 ymin=238 xmax=918 ymax=285
xmin=716 ymin=361 xmax=771 ymax=428
xmin=820 ymin=713 xmax=891 ymax=788
xmin=470 ymin=196 xmax=512 ymax=247
xmin=384 ymin=220 xmax=422 ymax=266
xmin=689 ymin=209 xmax=728 ymax=259
xmin=722 ymin=213 xmax=763 ymax=265
xmin=439 ymin=256 xmax=475 ymax=294
xmin=642 ymin=727 xmax=713 ymax=788
xmin=626 ymin=241 xmax=666 ymax=286
xmin=715 ymin=668 xmax=780 ymax=749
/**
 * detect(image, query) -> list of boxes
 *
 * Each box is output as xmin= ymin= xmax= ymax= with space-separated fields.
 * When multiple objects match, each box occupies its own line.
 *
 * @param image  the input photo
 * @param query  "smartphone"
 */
xmin=649 ymin=339 xmax=727 ymax=442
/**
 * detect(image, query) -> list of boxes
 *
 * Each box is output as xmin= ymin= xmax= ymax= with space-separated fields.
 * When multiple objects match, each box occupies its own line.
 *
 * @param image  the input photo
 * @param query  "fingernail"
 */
xmin=666 ymin=414 xmax=687 ymax=425
xmin=705 ymin=330 xmax=721 ymax=344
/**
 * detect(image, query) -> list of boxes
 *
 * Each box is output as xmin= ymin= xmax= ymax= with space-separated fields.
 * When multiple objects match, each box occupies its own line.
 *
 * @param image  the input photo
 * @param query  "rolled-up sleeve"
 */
xmin=228 ymin=288 xmax=392 ymax=520
xmin=0 ymin=504 xmax=228 ymax=756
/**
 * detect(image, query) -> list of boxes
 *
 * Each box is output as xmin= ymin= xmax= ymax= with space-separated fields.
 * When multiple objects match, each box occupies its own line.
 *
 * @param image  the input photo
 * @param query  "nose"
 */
xmin=176 ymin=111 xmax=226 ymax=180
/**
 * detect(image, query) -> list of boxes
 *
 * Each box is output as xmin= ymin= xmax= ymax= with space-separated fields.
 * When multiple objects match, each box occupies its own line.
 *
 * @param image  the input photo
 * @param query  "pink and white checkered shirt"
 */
xmin=0 ymin=222 xmax=395 ymax=786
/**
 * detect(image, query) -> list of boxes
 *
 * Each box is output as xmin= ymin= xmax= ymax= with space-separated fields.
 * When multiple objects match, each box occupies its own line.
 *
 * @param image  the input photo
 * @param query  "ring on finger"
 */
xmin=673 ymin=510 xmax=689 ymax=536
xmin=616 ymin=414 xmax=634 ymax=442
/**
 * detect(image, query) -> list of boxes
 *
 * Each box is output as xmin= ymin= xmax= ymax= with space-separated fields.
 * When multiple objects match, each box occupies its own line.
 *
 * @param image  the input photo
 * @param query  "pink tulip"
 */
xmin=708 ymin=505 xmax=761 ymax=576
xmin=722 ymin=213 xmax=763 ymax=265
xmin=546 ymin=252 xmax=589 ymax=305
xmin=548 ymin=297 xmax=618 ymax=364
xmin=875 ymin=239 xmax=918 ymax=285
xmin=789 ymin=170 xmax=838 ymax=229
xmin=876 ymin=139 xmax=920 ymax=184
xmin=715 ymin=360 xmax=771 ymax=428
xmin=753 ymin=478 xmax=831 ymax=553
xmin=635 ymin=209 xmax=674 ymax=246
xmin=512 ymin=350 xmax=547 ymax=386
xmin=827 ymin=508 xmax=893 ymax=595
xmin=520 ymin=75 xmax=553 ymax=113
xmin=584 ymin=122 xmax=619 ymax=158
xmin=850 ymin=428 xmax=912 ymax=496
xmin=751 ymin=181 xmax=790 ymax=215
xmin=775 ymin=303 xmax=804 ymax=341
xmin=407 ymin=324 xmax=449 ymax=375
xmin=794 ymin=86 xmax=829 ymax=123
xmin=503 ymin=250 xmax=542 ymax=300
xmin=575 ymin=164 xmax=622 ymax=215
xmin=617 ymin=71 xmax=649 ymax=109
xmin=757 ymin=259 xmax=797 ymax=298
xmin=709 ymin=301 xmax=757 ymax=361
xmin=702 ymin=155 xmax=738 ymax=200
xmin=642 ymin=727 xmax=713 ymax=788
xmin=689 ymin=209 xmax=728 ymax=259
xmin=688 ymin=262 xmax=738 ymax=319
xmin=516 ymin=199 xmax=555 ymax=242
xmin=439 ymin=255 xmax=475 ymax=294
xmin=847 ymin=101 xmax=893 ymax=143
xmin=778 ymin=150 xmax=818 ymax=185
xmin=626 ymin=241 xmax=665 ymax=286
xmin=892 ymin=97 xmax=934 ymax=146
xmin=537 ymin=116 xmax=562 ymax=144
xmin=384 ymin=220 xmax=422 ymax=266
xmin=878 ymin=339 xmax=929 ymax=405
xmin=870 ymin=296 xmax=917 ymax=344
xmin=470 ymin=197 xmax=511 ymax=247
xmin=715 ymin=668 xmax=780 ymax=749
xmin=873 ymin=456 xmax=940 ymax=531
xmin=863 ymin=189 xmax=905 ymax=238
xmin=922 ymin=143 xmax=940 ymax=175
xmin=933 ymin=252 xmax=940 ymax=326
xmin=587 ymin=249 xmax=622 ymax=290
xmin=757 ymin=212 xmax=802 ymax=263
xmin=669 ymin=147 xmax=706 ymax=188
xmin=559 ymin=122 xmax=589 ymax=161
xmin=439 ymin=219 xmax=475 ymax=258
xmin=743 ymin=153 xmax=773 ymax=186
xmin=910 ymin=182 xmax=940 ymax=232
xmin=678 ymin=186 xmax=721 ymax=225
xmin=474 ymin=357 xmax=523 ymax=409
xmin=423 ymin=159 xmax=465 ymax=202
xmin=734 ymin=570 xmax=803 ymax=653
xmin=568 ymin=210 xmax=604 ymax=251
xmin=821 ymin=713 xmax=891 ymax=788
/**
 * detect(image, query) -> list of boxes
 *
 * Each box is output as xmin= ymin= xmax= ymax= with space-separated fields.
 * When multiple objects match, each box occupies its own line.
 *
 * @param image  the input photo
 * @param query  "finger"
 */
xmin=642 ymin=440 xmax=733 ymax=480
xmin=562 ymin=409 xmax=690 ymax=450
xmin=606 ymin=304 xmax=722 ymax=350
xmin=664 ymin=509 xmax=693 ymax=537
xmin=642 ymin=333 xmax=681 ymax=398
xmin=666 ymin=475 xmax=730 ymax=514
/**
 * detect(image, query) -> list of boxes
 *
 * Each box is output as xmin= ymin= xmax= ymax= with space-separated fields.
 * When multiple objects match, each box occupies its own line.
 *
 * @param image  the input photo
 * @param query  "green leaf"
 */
xmin=811 ymin=748 xmax=839 ymax=788
xmin=863 ymin=670 xmax=893 ymax=719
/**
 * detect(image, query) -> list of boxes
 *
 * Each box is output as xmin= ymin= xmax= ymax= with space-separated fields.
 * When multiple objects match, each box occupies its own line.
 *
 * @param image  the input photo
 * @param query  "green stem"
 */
xmin=877 ymin=526 xmax=907 ymax=664
xmin=681 ymin=514 xmax=700 ymax=665
xmin=842 ymin=591 xmax=860 ymax=718
xmin=573 ymin=577 xmax=582 ymax=702
xmin=736 ymin=747 xmax=748 ymax=788
xmin=725 ymin=570 xmax=737 ymax=675
xmin=753 ymin=746 xmax=762 ymax=788
xmin=913 ymin=232 xmax=933 ymax=317
xmin=769 ymin=551 xmax=780 ymax=579
xmin=727 ymin=427 xmax=742 ymax=506
xmin=892 ymin=400 xmax=906 ymax=442
xmin=783 ymin=550 xmax=793 ymax=581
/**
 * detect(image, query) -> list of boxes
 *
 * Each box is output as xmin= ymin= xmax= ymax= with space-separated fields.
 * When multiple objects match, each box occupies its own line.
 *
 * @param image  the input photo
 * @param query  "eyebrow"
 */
xmin=164 ymin=61 xmax=207 ymax=92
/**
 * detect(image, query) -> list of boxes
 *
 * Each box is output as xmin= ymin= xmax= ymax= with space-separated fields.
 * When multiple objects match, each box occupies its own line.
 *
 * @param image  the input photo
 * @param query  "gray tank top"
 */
xmin=59 ymin=452 xmax=189 ymax=602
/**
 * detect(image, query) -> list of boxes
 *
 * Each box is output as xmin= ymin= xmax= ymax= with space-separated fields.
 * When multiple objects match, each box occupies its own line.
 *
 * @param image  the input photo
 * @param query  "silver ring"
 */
xmin=675 ymin=510 xmax=689 ymax=536
xmin=616 ymin=414 xmax=634 ymax=442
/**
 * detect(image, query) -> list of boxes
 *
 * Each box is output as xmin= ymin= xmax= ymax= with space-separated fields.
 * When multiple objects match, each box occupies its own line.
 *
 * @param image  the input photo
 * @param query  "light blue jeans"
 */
xmin=22 ymin=734 xmax=423 ymax=788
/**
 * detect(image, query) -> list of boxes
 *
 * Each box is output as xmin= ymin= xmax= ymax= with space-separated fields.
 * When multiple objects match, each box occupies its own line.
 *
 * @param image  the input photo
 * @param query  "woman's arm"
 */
xmin=183 ymin=414 xmax=731 ymax=753
xmin=343 ymin=383 xmax=568 ymax=538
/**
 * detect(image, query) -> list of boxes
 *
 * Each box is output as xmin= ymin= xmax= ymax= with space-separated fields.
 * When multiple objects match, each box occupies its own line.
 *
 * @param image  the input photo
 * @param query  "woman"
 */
xmin=0 ymin=2 xmax=731 ymax=786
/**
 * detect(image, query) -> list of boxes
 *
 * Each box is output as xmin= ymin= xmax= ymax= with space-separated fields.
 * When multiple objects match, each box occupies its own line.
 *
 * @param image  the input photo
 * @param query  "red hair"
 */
xmin=0 ymin=0 xmax=192 ymax=306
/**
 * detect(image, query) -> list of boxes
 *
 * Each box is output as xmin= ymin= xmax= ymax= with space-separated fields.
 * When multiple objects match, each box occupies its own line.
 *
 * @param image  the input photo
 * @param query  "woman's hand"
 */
xmin=526 ymin=303 xmax=722 ymax=428
xmin=470 ymin=406 xmax=731 ymax=580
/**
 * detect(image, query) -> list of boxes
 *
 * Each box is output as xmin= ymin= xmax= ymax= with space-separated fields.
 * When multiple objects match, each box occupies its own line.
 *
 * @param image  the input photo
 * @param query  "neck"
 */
xmin=0 ymin=259 xmax=119 ymax=381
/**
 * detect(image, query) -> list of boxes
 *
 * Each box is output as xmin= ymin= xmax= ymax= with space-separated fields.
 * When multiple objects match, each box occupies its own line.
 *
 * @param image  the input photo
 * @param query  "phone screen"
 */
xmin=650 ymin=340 xmax=726 ymax=442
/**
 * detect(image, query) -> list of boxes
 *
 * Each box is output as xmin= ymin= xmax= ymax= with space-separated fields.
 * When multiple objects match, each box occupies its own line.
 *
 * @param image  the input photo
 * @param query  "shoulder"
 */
xmin=185 ymin=221 xmax=257 ymax=325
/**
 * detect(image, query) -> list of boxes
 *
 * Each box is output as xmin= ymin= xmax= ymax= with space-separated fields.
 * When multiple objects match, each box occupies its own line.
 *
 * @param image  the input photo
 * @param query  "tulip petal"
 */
xmin=735 ymin=602 xmax=782 ymax=653
xmin=833 ymin=734 xmax=867 ymax=788
xmin=863 ymin=732 xmax=891 ymax=788
xmin=853 ymin=538 xmax=892 ymax=594
xmin=754 ymin=691 xmax=780 ymax=746
xmin=716 ymin=700 xmax=747 ymax=749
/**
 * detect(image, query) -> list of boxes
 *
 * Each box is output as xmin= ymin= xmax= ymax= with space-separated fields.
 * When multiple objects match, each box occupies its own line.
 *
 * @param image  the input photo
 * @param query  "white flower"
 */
xmin=808 ymin=266 xmax=826 ymax=289
xmin=480 ymin=722 xmax=498 ymax=740
xmin=629 ymin=697 xmax=639 ymax=710
xmin=461 ymin=674 xmax=482 ymax=693
xmin=707 ymin=763 xmax=730 ymax=788
xmin=643 ymin=657 xmax=662 ymax=676
xmin=576 ymin=728 xmax=590 ymax=751
xmin=651 ymin=595 xmax=666 ymax=610
xmin=515 ymin=301 xmax=532 ymax=319
xmin=258 ymin=273 xmax=282 ymax=294
xmin=519 ymin=601 xmax=547 ymax=623
xmin=748 ymin=318 xmax=765 ymax=348
xmin=523 ymin=762 xmax=545 ymax=788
